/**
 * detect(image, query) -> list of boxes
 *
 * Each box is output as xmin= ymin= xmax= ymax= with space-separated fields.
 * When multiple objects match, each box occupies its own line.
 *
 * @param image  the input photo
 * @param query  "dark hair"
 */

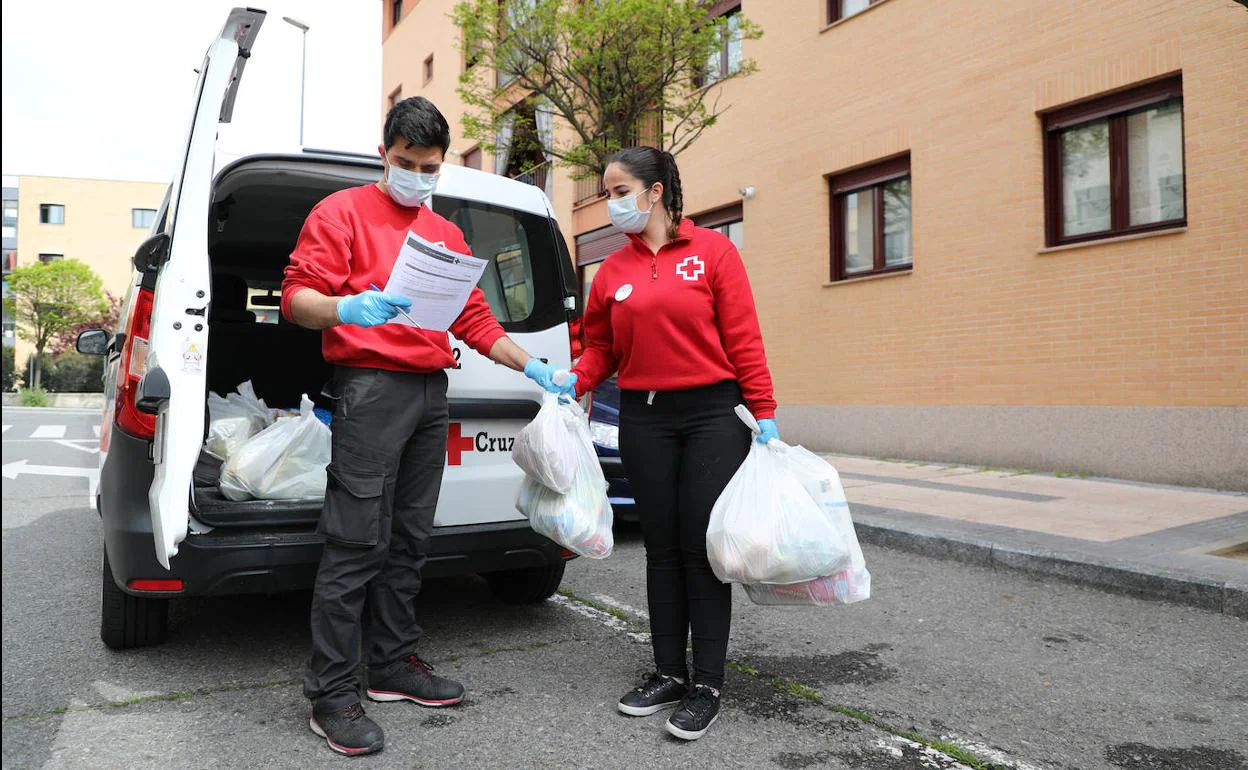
xmin=383 ymin=96 xmax=451 ymax=155
xmin=610 ymin=146 xmax=684 ymax=239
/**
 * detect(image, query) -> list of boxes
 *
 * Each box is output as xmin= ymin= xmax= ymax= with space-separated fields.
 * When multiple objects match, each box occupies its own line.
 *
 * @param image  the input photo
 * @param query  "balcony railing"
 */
xmin=510 ymin=162 xmax=548 ymax=192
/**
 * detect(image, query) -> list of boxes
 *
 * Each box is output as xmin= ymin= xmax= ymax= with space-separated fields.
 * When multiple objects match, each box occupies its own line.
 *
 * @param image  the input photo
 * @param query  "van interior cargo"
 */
xmin=193 ymin=155 xmax=570 ymax=529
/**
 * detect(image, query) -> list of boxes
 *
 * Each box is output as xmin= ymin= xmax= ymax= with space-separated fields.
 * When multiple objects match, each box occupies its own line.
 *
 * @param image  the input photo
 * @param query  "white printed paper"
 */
xmin=383 ymin=231 xmax=488 ymax=332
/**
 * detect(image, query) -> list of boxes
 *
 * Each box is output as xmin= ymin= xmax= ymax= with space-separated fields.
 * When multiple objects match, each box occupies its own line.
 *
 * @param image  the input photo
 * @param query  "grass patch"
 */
xmin=556 ymin=588 xmax=632 ymax=622
xmin=771 ymin=677 xmax=823 ymax=703
xmin=18 ymin=388 xmax=48 ymax=407
xmin=730 ymin=660 xmax=1003 ymax=770
xmin=9 ymin=678 xmax=297 ymax=721
xmin=1054 ymin=470 xmax=1089 ymax=479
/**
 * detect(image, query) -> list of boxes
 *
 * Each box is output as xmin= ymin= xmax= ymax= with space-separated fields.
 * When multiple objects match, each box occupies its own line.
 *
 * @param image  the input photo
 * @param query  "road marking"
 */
xmin=93 ymin=425 xmax=101 ymax=438
xmin=548 ymin=594 xmax=650 ymax=644
xmin=55 ymin=439 xmax=101 ymax=455
xmin=1 ymin=425 xmax=9 ymax=434
xmin=591 ymin=593 xmax=650 ymax=620
xmin=939 ymin=735 xmax=1047 ymax=770
xmin=2 ymin=459 xmax=98 ymax=509
xmin=875 ymin=737 xmax=973 ymax=769
xmin=30 ymin=425 xmax=67 ymax=439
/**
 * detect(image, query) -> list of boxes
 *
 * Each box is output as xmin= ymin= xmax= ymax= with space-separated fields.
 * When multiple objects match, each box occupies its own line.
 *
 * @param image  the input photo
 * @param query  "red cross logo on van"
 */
xmin=676 ymin=255 xmax=705 ymax=282
xmin=447 ymin=423 xmax=475 ymax=466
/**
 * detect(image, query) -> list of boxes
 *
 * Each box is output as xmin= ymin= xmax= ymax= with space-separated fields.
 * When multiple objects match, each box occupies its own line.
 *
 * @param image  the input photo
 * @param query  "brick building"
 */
xmin=382 ymin=0 xmax=1247 ymax=490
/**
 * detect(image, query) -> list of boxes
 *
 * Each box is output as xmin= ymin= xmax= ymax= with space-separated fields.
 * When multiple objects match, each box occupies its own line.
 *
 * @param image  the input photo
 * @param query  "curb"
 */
xmin=851 ymin=509 xmax=1247 ymax=620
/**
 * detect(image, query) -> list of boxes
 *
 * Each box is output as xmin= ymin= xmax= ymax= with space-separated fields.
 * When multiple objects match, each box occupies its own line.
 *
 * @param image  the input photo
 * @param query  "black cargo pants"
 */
xmin=303 ymin=366 xmax=449 ymax=711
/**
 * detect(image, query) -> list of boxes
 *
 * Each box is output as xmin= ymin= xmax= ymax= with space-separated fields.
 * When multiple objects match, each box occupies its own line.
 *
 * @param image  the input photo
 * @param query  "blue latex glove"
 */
xmin=523 ymin=359 xmax=564 ymax=394
xmin=336 ymin=290 xmax=412 ymax=328
xmin=756 ymin=418 xmax=780 ymax=445
xmin=556 ymin=372 xmax=579 ymax=401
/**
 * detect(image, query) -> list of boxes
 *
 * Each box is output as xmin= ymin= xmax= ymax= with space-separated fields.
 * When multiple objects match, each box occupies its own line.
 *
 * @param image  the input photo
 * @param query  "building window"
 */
xmin=2 ymin=226 xmax=14 ymax=240
xmin=38 ymin=253 xmax=64 ymax=264
xmin=694 ymin=202 xmax=744 ymax=251
xmin=828 ymin=154 xmax=912 ymax=281
xmin=828 ymin=0 xmax=885 ymax=24
xmin=424 ymin=54 xmax=435 ymax=84
xmin=132 ymin=208 xmax=157 ymax=229
xmin=702 ymin=2 xmax=743 ymax=86
xmin=391 ymin=0 xmax=402 ymax=28
xmin=2 ymin=202 xmax=15 ymax=222
xmin=1043 ymin=75 xmax=1185 ymax=246
xmin=39 ymin=204 xmax=65 ymax=225
xmin=463 ymin=147 xmax=483 ymax=170
xmin=388 ymin=86 xmax=402 ymax=109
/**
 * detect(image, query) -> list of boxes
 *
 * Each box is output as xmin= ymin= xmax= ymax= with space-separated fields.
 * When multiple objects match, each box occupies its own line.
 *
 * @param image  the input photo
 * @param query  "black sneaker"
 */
xmin=665 ymin=684 xmax=721 ymax=741
xmin=618 ymin=672 xmax=688 ymax=716
xmin=309 ymin=702 xmax=384 ymax=757
xmin=366 ymin=654 xmax=465 ymax=707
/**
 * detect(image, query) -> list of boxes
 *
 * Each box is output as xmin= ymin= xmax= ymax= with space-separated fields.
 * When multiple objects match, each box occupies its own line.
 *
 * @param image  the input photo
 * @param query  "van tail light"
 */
xmin=128 ymin=578 xmax=184 ymax=592
xmin=116 ymin=288 xmax=157 ymax=440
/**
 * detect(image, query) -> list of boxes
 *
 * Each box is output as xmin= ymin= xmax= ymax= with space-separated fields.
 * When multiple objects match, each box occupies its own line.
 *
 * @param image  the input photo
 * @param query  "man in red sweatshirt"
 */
xmin=282 ymin=96 xmax=562 ymax=757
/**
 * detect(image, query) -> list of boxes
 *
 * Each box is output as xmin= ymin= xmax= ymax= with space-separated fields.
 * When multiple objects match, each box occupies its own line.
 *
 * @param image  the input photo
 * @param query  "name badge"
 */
xmin=615 ymin=284 xmax=634 ymax=302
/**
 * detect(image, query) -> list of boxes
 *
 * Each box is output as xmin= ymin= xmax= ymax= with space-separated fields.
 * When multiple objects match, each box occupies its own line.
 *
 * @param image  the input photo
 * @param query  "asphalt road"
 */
xmin=2 ymin=406 xmax=1246 ymax=770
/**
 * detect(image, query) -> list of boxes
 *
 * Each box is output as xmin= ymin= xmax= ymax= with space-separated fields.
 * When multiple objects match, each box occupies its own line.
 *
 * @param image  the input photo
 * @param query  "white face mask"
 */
xmin=607 ymin=186 xmax=656 ymax=234
xmin=385 ymin=162 xmax=439 ymax=208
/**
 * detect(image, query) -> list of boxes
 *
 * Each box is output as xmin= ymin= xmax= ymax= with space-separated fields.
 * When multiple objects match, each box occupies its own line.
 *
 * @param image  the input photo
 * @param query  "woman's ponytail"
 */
xmin=659 ymin=150 xmax=684 ymax=240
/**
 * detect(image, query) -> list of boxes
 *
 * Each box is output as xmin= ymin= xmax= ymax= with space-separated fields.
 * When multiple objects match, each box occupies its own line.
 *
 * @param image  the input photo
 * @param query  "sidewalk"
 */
xmin=825 ymin=455 xmax=1248 ymax=618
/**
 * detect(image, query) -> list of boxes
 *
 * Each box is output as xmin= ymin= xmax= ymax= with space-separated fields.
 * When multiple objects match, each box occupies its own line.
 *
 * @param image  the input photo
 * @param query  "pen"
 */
xmin=369 ymin=283 xmax=421 ymax=328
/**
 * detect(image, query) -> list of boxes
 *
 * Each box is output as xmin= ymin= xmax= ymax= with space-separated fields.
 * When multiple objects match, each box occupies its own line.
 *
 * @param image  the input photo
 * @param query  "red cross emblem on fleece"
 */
xmin=676 ymin=255 xmax=705 ymax=282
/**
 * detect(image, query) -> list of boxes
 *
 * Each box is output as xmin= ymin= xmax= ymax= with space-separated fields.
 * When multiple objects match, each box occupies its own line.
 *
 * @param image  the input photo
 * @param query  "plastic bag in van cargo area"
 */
xmin=512 ymin=393 xmax=580 ymax=494
xmin=706 ymin=406 xmax=852 ymax=585
xmin=515 ymin=398 xmax=613 ymax=559
xmin=218 ymin=395 xmax=331 ymax=501
xmin=205 ymin=381 xmax=274 ymax=459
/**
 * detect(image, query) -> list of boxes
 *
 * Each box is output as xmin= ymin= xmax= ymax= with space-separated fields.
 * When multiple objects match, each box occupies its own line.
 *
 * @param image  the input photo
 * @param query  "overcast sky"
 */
xmin=2 ymin=0 xmax=382 ymax=184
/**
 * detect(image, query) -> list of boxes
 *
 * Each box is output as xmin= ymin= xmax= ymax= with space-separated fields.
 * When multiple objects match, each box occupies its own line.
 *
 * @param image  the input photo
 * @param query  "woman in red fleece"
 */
xmin=564 ymin=146 xmax=779 ymax=741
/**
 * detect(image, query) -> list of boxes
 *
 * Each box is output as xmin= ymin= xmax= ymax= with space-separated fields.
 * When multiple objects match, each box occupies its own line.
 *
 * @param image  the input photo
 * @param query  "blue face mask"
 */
xmin=608 ymin=186 xmax=656 ymax=234
xmin=386 ymin=162 xmax=439 ymax=208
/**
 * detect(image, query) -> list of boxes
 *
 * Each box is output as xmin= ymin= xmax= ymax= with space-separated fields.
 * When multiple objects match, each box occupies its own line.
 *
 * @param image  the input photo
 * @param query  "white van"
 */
xmin=77 ymin=8 xmax=580 ymax=649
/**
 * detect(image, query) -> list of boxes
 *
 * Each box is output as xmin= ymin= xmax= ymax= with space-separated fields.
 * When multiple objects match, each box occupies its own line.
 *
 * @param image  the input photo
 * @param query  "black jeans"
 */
xmin=303 ymin=366 xmax=449 ymax=711
xmin=618 ymin=380 xmax=752 ymax=689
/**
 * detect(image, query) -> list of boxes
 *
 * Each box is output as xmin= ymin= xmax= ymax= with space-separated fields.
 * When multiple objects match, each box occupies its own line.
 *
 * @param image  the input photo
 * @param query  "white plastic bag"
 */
xmin=515 ymin=399 xmax=613 ymax=559
xmin=219 ymin=395 xmax=331 ymax=501
xmin=706 ymin=406 xmax=851 ymax=585
xmin=205 ymin=381 xmax=273 ymax=459
xmin=742 ymin=447 xmax=871 ymax=606
xmin=512 ymin=393 xmax=579 ymax=494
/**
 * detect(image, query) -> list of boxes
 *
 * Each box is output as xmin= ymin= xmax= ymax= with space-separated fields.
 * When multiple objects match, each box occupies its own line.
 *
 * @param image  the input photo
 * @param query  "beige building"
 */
xmin=383 ymin=0 xmax=1247 ymax=489
xmin=4 ymin=175 xmax=166 ymax=363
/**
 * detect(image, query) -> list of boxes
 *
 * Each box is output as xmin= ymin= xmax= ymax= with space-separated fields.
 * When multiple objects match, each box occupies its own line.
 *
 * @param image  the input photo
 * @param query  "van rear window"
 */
xmin=433 ymin=196 xmax=568 ymax=333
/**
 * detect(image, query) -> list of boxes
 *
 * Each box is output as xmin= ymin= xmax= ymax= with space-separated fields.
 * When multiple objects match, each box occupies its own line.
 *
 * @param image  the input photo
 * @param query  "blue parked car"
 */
xmin=588 ymin=377 xmax=637 ymax=522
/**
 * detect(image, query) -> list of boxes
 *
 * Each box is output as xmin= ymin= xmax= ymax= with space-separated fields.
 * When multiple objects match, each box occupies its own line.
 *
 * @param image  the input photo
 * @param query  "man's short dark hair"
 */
xmin=383 ymin=96 xmax=451 ymax=155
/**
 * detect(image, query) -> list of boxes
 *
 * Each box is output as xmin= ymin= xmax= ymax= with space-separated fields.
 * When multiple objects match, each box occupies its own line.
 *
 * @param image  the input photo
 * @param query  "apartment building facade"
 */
xmin=5 ymin=175 xmax=166 ymax=363
xmin=382 ymin=0 xmax=1247 ymax=490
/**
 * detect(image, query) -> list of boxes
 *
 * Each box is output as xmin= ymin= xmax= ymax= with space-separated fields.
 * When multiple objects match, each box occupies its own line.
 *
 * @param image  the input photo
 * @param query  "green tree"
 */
xmin=4 ymin=259 xmax=107 ymax=390
xmin=453 ymin=0 xmax=762 ymax=179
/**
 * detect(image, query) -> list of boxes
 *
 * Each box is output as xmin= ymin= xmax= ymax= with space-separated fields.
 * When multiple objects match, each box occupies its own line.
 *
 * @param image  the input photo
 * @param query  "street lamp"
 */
xmin=282 ymin=16 xmax=310 ymax=147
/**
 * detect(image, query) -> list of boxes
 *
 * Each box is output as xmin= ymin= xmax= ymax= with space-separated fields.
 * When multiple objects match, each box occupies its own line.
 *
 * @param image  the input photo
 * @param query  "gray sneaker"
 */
xmin=309 ymin=702 xmax=384 ymax=756
xmin=367 ymin=654 xmax=465 ymax=707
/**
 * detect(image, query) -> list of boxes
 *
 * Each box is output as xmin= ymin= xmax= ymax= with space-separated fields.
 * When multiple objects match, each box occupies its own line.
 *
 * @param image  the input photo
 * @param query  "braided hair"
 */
xmin=610 ymin=146 xmax=685 ymax=240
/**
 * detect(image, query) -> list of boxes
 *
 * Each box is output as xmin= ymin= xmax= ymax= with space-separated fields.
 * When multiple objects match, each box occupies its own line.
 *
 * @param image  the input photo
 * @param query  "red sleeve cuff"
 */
xmin=467 ymin=327 xmax=507 ymax=359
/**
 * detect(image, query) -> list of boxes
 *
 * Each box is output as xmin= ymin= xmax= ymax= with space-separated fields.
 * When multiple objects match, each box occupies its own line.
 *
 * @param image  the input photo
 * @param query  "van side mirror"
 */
xmin=133 ymin=232 xmax=171 ymax=273
xmin=76 ymin=328 xmax=110 ymax=356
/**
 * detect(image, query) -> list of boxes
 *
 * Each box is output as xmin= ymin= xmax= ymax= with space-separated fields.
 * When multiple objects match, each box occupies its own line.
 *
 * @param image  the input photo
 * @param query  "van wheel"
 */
xmin=485 ymin=561 xmax=566 ymax=604
xmin=101 ymin=551 xmax=169 ymax=650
